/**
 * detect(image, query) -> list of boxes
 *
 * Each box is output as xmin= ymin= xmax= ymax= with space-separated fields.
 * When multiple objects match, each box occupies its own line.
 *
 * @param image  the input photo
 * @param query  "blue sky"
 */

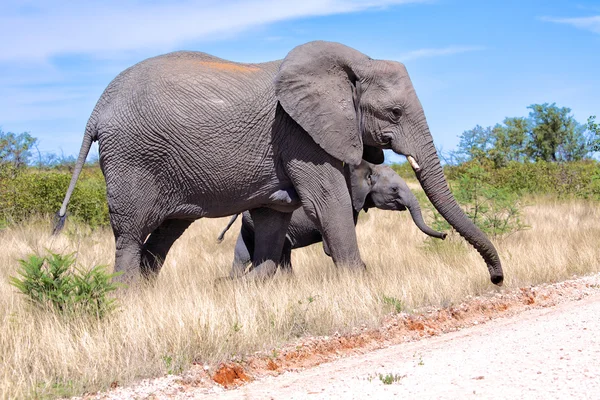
xmin=1 ymin=0 xmax=599 ymax=163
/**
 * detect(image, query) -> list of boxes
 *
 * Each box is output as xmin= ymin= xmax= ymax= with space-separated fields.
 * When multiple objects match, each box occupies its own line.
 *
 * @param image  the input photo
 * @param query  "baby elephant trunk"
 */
xmin=406 ymin=202 xmax=447 ymax=240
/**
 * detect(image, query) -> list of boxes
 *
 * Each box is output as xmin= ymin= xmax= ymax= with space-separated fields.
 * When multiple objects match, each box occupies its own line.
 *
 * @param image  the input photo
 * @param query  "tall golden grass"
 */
xmin=1 ymin=196 xmax=599 ymax=398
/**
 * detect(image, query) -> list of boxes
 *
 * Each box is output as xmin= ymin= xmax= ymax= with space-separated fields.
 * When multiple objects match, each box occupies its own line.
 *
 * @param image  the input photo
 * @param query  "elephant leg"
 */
xmin=113 ymin=233 xmax=144 ymax=283
xmin=106 ymin=175 xmax=166 ymax=283
xmin=279 ymin=239 xmax=293 ymax=273
xmin=230 ymin=229 xmax=254 ymax=278
xmin=285 ymin=154 xmax=364 ymax=270
xmin=309 ymin=204 xmax=364 ymax=270
xmin=245 ymin=208 xmax=292 ymax=279
xmin=141 ymin=219 xmax=193 ymax=279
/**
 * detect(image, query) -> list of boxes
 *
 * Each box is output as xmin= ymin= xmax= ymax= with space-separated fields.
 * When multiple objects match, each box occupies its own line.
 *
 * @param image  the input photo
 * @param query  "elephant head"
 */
xmin=349 ymin=161 xmax=446 ymax=240
xmin=275 ymin=41 xmax=503 ymax=285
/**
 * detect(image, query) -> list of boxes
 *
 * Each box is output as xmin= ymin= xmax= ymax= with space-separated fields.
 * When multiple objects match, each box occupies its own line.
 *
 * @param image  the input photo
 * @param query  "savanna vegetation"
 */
xmin=0 ymin=103 xmax=599 ymax=398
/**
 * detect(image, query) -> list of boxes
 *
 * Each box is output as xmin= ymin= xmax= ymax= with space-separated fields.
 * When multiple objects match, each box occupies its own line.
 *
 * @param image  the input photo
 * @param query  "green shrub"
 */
xmin=378 ymin=373 xmax=405 ymax=385
xmin=381 ymin=294 xmax=405 ymax=314
xmin=432 ymin=163 xmax=529 ymax=239
xmin=444 ymin=159 xmax=600 ymax=200
xmin=0 ymin=166 xmax=109 ymax=227
xmin=10 ymin=252 xmax=121 ymax=319
xmin=389 ymin=162 xmax=415 ymax=181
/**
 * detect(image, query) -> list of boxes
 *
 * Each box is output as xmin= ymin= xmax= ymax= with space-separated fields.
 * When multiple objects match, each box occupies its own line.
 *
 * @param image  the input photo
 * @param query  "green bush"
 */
xmin=10 ymin=252 xmax=121 ymax=319
xmin=389 ymin=162 xmax=416 ymax=181
xmin=391 ymin=159 xmax=599 ymax=240
xmin=445 ymin=159 xmax=600 ymax=200
xmin=431 ymin=163 xmax=529 ymax=239
xmin=381 ymin=294 xmax=405 ymax=314
xmin=0 ymin=166 xmax=109 ymax=227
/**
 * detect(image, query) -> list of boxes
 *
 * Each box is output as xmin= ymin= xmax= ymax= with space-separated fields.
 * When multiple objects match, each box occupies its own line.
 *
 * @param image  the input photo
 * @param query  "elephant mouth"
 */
xmin=394 ymin=202 xmax=407 ymax=211
xmin=362 ymin=194 xmax=404 ymax=212
xmin=380 ymin=131 xmax=394 ymax=148
xmin=362 ymin=194 xmax=375 ymax=211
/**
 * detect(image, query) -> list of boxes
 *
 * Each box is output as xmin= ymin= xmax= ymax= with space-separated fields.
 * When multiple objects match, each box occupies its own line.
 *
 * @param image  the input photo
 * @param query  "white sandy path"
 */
xmin=199 ymin=293 xmax=600 ymax=400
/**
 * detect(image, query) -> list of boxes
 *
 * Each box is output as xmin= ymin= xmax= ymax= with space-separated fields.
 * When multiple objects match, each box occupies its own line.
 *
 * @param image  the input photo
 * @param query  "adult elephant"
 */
xmin=217 ymin=161 xmax=447 ymax=275
xmin=54 ymin=41 xmax=503 ymax=285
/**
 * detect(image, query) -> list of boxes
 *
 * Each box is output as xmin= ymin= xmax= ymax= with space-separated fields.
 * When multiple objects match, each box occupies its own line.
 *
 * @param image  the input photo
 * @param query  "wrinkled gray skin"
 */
xmin=218 ymin=161 xmax=447 ymax=275
xmin=54 ymin=41 xmax=503 ymax=285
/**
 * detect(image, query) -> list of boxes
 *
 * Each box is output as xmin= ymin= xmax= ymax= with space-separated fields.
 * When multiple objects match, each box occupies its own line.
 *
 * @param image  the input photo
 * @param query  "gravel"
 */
xmin=80 ymin=274 xmax=600 ymax=399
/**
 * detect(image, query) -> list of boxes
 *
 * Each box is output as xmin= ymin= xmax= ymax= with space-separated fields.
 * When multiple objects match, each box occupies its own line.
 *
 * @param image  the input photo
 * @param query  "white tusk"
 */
xmin=407 ymin=156 xmax=421 ymax=171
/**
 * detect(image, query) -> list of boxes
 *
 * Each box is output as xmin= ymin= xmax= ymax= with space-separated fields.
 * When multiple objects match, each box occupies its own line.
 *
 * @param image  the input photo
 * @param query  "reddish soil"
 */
xmin=82 ymin=273 xmax=600 ymax=399
xmin=211 ymin=364 xmax=250 ymax=388
xmin=222 ymin=280 xmax=594 ymax=384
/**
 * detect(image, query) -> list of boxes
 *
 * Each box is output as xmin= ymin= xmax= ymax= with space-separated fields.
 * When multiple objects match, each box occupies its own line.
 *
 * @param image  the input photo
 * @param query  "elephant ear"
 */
xmin=275 ymin=41 xmax=370 ymax=165
xmin=348 ymin=161 xmax=373 ymax=212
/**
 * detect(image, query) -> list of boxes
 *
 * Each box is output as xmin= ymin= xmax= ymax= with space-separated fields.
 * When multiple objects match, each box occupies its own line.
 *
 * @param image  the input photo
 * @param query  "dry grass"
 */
xmin=1 ymin=196 xmax=599 ymax=398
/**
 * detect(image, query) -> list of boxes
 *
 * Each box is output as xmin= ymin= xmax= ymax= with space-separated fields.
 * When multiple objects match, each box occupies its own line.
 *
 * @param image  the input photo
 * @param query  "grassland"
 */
xmin=1 ymin=195 xmax=599 ymax=398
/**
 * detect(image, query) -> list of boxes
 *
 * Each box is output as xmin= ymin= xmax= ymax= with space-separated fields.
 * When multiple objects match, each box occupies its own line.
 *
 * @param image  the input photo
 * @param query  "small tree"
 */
xmin=491 ymin=117 xmax=529 ymax=165
xmin=0 ymin=130 xmax=37 ymax=170
xmin=455 ymin=104 xmax=592 ymax=167
xmin=454 ymin=120 xmax=529 ymax=168
xmin=432 ymin=162 xmax=528 ymax=239
xmin=588 ymin=116 xmax=600 ymax=152
xmin=454 ymin=125 xmax=495 ymax=164
xmin=526 ymin=103 xmax=589 ymax=162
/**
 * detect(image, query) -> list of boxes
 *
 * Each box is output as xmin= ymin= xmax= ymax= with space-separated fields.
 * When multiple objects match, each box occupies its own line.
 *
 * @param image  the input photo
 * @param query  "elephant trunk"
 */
xmin=405 ymin=200 xmax=447 ymax=240
xmin=401 ymin=132 xmax=504 ymax=286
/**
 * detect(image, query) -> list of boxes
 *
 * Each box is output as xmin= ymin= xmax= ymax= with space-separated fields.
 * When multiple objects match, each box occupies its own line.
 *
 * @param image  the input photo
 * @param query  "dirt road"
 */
xmin=86 ymin=276 xmax=600 ymax=400
xmin=199 ymin=293 xmax=600 ymax=399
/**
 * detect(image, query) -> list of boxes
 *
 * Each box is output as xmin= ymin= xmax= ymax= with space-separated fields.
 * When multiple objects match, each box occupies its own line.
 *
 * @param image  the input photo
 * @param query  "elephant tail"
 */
xmin=53 ymin=124 xmax=98 ymax=235
xmin=217 ymin=213 xmax=240 ymax=243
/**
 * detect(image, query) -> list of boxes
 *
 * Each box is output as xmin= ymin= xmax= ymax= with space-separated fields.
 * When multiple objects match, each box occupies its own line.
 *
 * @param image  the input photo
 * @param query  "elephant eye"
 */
xmin=390 ymin=107 xmax=403 ymax=121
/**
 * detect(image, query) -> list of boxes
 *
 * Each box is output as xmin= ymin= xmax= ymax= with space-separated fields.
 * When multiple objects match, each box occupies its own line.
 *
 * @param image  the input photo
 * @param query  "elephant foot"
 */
xmin=244 ymin=260 xmax=278 ymax=280
xmin=215 ymin=265 xmax=278 ymax=286
xmin=336 ymin=259 xmax=367 ymax=271
xmin=140 ymin=254 xmax=163 ymax=281
xmin=112 ymin=268 xmax=142 ymax=285
xmin=111 ymin=271 xmax=154 ymax=295
xmin=278 ymin=265 xmax=294 ymax=275
xmin=229 ymin=263 xmax=252 ymax=278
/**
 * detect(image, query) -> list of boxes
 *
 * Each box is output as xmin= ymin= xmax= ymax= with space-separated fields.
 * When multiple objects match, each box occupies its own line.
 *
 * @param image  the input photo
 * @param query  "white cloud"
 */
xmin=396 ymin=45 xmax=485 ymax=61
xmin=540 ymin=15 xmax=600 ymax=34
xmin=0 ymin=0 xmax=426 ymax=62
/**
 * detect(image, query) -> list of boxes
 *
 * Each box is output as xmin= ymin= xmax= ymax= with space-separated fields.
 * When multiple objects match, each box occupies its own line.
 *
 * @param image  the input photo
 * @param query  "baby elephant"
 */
xmin=219 ymin=161 xmax=447 ymax=276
